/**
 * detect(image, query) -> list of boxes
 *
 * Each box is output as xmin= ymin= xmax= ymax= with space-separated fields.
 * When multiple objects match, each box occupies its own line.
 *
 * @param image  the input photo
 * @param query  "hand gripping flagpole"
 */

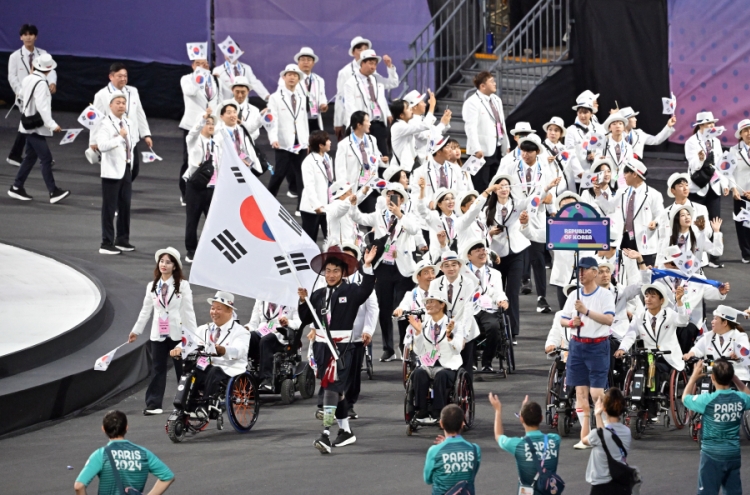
xmin=220 ymin=132 xmax=339 ymax=360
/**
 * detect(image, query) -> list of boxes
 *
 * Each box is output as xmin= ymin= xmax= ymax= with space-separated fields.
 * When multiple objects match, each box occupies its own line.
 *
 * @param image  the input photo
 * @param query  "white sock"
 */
xmin=337 ymin=418 xmax=351 ymax=433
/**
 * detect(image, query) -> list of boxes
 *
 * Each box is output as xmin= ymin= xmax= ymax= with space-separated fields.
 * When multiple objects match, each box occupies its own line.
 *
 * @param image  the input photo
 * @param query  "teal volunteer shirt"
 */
xmin=423 ymin=435 xmax=481 ymax=495
xmin=498 ymin=430 xmax=561 ymax=487
xmin=684 ymin=389 xmax=750 ymax=461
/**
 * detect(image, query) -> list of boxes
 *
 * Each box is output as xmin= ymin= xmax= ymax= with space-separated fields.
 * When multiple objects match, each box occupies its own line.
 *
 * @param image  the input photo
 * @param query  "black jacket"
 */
xmin=299 ymin=270 xmax=376 ymax=331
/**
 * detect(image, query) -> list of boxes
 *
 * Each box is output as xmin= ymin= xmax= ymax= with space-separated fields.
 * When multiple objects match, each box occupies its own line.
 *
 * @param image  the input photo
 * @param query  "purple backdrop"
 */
xmin=668 ymin=0 xmax=750 ymax=144
xmin=214 ymin=0 xmax=432 ymax=98
xmin=0 ymin=0 xmax=210 ymax=65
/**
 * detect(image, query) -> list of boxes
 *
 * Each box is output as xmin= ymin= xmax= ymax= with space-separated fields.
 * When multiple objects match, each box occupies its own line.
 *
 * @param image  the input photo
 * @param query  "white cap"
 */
xmin=404 ymin=90 xmax=427 ymax=108
xmin=155 ymin=247 xmax=182 ymax=269
xmin=641 ymin=284 xmax=671 ymax=309
xmin=294 ymin=47 xmax=319 ymax=63
xmin=693 ymin=111 xmax=719 ymax=127
xmin=619 ymin=106 xmax=639 ymax=118
xmin=231 ymin=76 xmax=251 ymax=89
xmin=603 ymin=112 xmax=628 ymax=129
xmin=624 ymin=158 xmax=647 ymax=179
xmin=573 ymin=99 xmax=596 ymax=112
xmin=349 ymin=36 xmax=372 ymax=56
xmin=666 ymin=172 xmax=690 ymax=198
xmin=736 ymin=119 xmax=750 ymax=139
xmin=279 ymin=64 xmax=305 ymax=79
xmin=108 ymin=91 xmax=127 ymax=104
xmin=542 ymin=116 xmax=566 ymax=136
xmin=358 ymin=49 xmax=381 ymax=66
xmin=714 ymin=305 xmax=746 ymax=323
xmin=412 ymin=259 xmax=439 ymax=284
xmin=207 ymin=291 xmax=236 ymax=309
xmin=330 ymin=180 xmax=353 ymax=200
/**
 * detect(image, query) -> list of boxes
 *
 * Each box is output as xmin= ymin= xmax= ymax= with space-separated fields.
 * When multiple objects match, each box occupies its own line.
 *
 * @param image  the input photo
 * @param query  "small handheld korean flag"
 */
xmin=662 ymin=92 xmax=676 ymax=115
xmin=462 ymin=155 xmax=485 ymax=176
xmin=94 ymin=343 xmax=128 ymax=371
xmin=187 ymin=42 xmax=208 ymax=61
xmin=218 ymin=36 xmax=243 ymax=64
xmin=582 ymin=132 xmax=605 ymax=154
xmin=736 ymin=342 xmax=750 ymax=366
xmin=717 ymin=149 xmax=738 ymax=177
xmin=733 ymin=207 xmax=750 ymax=224
xmin=180 ymin=326 xmax=201 ymax=359
xmin=704 ymin=126 xmax=726 ymax=141
xmin=142 ymin=150 xmax=163 ymax=163
xmin=261 ymin=109 xmax=274 ymax=130
xmin=191 ymin=67 xmax=211 ymax=89
xmin=526 ymin=194 xmax=543 ymax=215
xmin=581 ymin=170 xmax=605 ymax=189
xmin=674 ymin=249 xmax=701 ymax=278
xmin=78 ymin=105 xmax=102 ymax=129
xmin=286 ymin=143 xmax=305 ymax=154
xmin=60 ymin=129 xmax=83 ymax=145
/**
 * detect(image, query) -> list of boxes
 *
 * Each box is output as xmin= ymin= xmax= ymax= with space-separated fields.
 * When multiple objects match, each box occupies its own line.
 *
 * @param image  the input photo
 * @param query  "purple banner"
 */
xmin=0 ymin=0 xmax=210 ymax=65
xmin=668 ymin=0 xmax=750 ymax=144
xmin=214 ymin=0 xmax=432 ymax=100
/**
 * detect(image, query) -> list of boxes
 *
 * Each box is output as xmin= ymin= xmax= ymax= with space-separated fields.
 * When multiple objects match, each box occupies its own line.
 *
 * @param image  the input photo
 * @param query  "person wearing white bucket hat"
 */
xmin=8 ymin=52 xmax=70 ymax=204
xmin=497 ymin=121 xmax=536 ymax=177
xmin=599 ymin=111 xmax=633 ymax=180
xmin=129 ymin=247 xmax=198 ymax=415
xmin=620 ymin=106 xmax=676 ymax=160
xmin=7 ymin=23 xmax=58 ymax=168
xmin=541 ymin=116 xmax=576 ymax=196
xmin=322 ymin=180 xmax=361 ymax=247
xmin=280 ymin=47 xmax=328 ymax=132
xmin=299 ymin=130 xmax=335 ymax=241
xmin=412 ymin=136 xmax=466 ymax=201
xmin=683 ymin=305 xmax=749 ymax=381
xmin=267 ymin=64 xmax=310 ymax=207
xmin=389 ymin=93 xmax=451 ymax=173
xmin=343 ymin=48 xmax=396 ymax=157
xmin=335 ymin=37 xmax=373 ymax=139
xmin=394 ymin=259 xmax=438 ymax=352
xmin=729 ymin=118 xmax=750 ymax=262
xmin=565 ymin=97 xmax=604 ymax=179
xmin=685 ymin=111 xmax=730 ymax=268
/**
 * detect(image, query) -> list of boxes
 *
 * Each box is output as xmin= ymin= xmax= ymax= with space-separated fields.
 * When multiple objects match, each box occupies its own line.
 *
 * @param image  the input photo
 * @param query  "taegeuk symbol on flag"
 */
xmin=78 ymin=105 xmax=102 ymax=129
xmin=186 ymin=42 xmax=208 ymax=61
xmin=60 ymin=128 xmax=83 ymax=145
xmin=141 ymin=150 xmax=163 ymax=163
xmin=218 ymin=36 xmax=244 ymax=64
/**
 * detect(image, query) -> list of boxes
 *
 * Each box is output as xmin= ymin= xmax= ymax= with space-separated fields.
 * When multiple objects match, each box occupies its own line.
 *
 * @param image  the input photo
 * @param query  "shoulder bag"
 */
xmin=20 ymin=80 xmax=45 ymax=130
xmin=596 ymin=427 xmax=641 ymax=493
xmin=523 ymin=435 xmax=565 ymax=495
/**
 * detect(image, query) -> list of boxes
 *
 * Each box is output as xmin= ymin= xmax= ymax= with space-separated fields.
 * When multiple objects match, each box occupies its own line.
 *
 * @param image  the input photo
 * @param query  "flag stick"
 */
xmin=5 ymin=100 xmax=18 ymax=119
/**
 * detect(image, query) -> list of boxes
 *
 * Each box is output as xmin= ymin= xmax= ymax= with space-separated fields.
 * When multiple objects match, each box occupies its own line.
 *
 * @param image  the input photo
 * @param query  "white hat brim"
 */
xmin=641 ymin=284 xmax=670 ymax=309
xmin=542 ymin=121 xmax=566 ymax=137
xmin=155 ymin=248 xmax=182 ymax=269
xmin=294 ymin=52 xmax=319 ymax=63
xmin=735 ymin=123 xmax=750 ymax=139
xmin=412 ymin=264 xmax=440 ymax=284
xmin=349 ymin=38 xmax=372 ymax=56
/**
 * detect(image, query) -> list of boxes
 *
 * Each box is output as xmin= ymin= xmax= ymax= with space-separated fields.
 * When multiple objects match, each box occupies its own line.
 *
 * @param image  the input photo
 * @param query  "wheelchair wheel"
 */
xmin=280 ymin=378 xmax=296 ymax=405
xmin=743 ymin=411 xmax=750 ymax=441
xmin=557 ymin=413 xmax=572 ymax=437
xmin=629 ymin=412 xmax=646 ymax=440
xmin=297 ymin=364 xmax=316 ymax=399
xmin=366 ymin=353 xmax=374 ymax=380
xmin=166 ymin=417 xmax=187 ymax=443
xmin=503 ymin=324 xmax=515 ymax=374
xmin=226 ymin=373 xmax=260 ymax=433
xmin=402 ymin=347 xmax=415 ymax=389
xmin=545 ymin=361 xmax=557 ymax=425
xmin=669 ymin=369 xmax=688 ymax=429
xmin=404 ymin=374 xmax=416 ymax=425
xmin=454 ymin=368 xmax=475 ymax=429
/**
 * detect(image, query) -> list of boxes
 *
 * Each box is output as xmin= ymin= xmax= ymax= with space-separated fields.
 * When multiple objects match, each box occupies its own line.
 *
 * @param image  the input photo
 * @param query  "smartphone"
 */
xmin=390 ymin=194 xmax=399 ymax=206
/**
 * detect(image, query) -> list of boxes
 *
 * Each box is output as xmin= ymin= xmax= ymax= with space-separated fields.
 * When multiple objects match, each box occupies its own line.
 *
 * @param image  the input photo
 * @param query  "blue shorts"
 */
xmin=566 ymin=338 xmax=609 ymax=389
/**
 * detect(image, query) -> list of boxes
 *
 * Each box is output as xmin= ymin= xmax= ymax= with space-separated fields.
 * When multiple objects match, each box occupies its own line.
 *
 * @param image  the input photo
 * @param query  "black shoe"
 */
xmin=333 ymin=429 xmax=356 ymax=447
xmin=185 ymin=252 xmax=195 ymax=263
xmin=315 ymin=408 xmax=324 ymax=420
xmin=49 ymin=187 xmax=70 ymax=204
xmin=348 ymin=408 xmax=358 ymax=419
xmin=520 ymin=280 xmax=532 ymax=295
xmin=8 ymin=185 xmax=32 ymax=201
xmin=99 ymin=243 xmax=121 ymax=255
xmin=380 ymin=350 xmax=395 ymax=362
xmin=115 ymin=242 xmax=135 ymax=252
xmin=260 ymin=379 xmax=273 ymax=391
xmin=536 ymin=296 xmax=552 ymax=313
xmin=314 ymin=433 xmax=332 ymax=454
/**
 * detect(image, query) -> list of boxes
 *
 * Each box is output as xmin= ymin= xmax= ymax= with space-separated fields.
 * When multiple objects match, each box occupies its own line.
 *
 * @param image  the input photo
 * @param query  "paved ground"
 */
xmin=1 ymin=113 xmax=750 ymax=495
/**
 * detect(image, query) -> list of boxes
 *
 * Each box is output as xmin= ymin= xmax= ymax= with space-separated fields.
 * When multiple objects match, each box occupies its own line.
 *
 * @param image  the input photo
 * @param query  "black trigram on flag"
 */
xmin=211 ymin=229 xmax=247 ymax=263
xmin=274 ymin=252 xmax=310 ymax=275
xmin=278 ymin=206 xmax=302 ymax=236
xmin=230 ymin=166 xmax=246 ymax=183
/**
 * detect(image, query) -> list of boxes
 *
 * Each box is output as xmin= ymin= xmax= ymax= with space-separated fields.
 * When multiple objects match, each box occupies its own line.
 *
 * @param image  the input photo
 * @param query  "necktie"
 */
xmin=475 ymin=269 xmax=483 ymax=290
xmin=678 ymin=234 xmax=686 ymax=248
xmin=291 ymin=94 xmax=297 ymax=114
xmin=323 ymin=155 xmax=333 ymax=184
xmin=359 ymin=140 xmax=370 ymax=169
xmin=706 ymin=139 xmax=713 ymax=155
xmin=602 ymin=191 xmax=609 ymax=200
xmin=501 ymin=206 xmax=509 ymax=223
xmin=651 ymin=316 xmax=657 ymax=332
xmin=615 ymin=143 xmax=621 ymax=162
xmin=720 ymin=335 xmax=725 ymax=347
xmin=525 ymin=166 xmax=532 ymax=192
xmin=674 ymin=278 xmax=681 ymax=290
xmin=432 ymin=323 xmax=439 ymax=343
xmin=268 ymin=302 xmax=276 ymax=314
xmin=448 ymin=283 xmax=454 ymax=304
xmin=120 ymin=121 xmax=131 ymax=163
xmin=625 ymin=189 xmax=636 ymax=234
xmin=214 ymin=325 xmax=221 ymax=342
xmin=424 ymin=290 xmax=429 ymax=299
xmin=29 ymin=52 xmax=34 ymax=69
xmin=234 ymin=129 xmax=242 ymax=155
xmin=306 ymin=76 xmax=312 ymax=93
xmin=489 ymin=99 xmax=503 ymax=139
xmin=234 ymin=64 xmax=241 ymax=77
xmin=205 ymin=77 xmax=213 ymax=101
xmin=446 ymin=217 xmax=454 ymax=238
xmin=366 ymin=77 xmax=382 ymax=118
xmin=626 ymin=132 xmax=633 ymax=144
xmin=387 ymin=215 xmax=398 ymax=239
xmin=160 ymin=282 xmax=168 ymax=306
xmin=439 ymin=165 xmax=448 ymax=188
xmin=205 ymin=140 xmax=212 ymax=161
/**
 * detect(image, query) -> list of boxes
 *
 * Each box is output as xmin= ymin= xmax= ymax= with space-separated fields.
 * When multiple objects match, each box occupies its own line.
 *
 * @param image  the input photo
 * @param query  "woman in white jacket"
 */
xmin=417 ymin=184 xmax=482 ymax=263
xmin=661 ymin=204 xmax=723 ymax=262
xmin=389 ymin=96 xmax=450 ymax=174
xmin=684 ymin=305 xmax=750 ymax=382
xmin=129 ymin=247 xmax=198 ymax=415
xmin=300 ymin=130 xmax=335 ymax=242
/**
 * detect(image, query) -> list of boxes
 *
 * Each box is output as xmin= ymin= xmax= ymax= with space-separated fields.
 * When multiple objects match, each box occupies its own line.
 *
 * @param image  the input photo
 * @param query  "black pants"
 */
xmin=345 ymin=342 xmax=366 ymax=406
xmin=472 ymin=147 xmax=502 ymax=192
xmin=398 ymin=319 xmax=410 ymax=353
xmin=250 ymin=332 xmax=286 ymax=381
xmin=179 ymin=129 xmax=189 ymax=198
xmin=13 ymin=133 xmax=56 ymax=192
xmin=690 ymin=189 xmax=722 ymax=261
xmin=184 ymin=181 xmax=213 ymax=254
xmin=269 ymin=149 xmax=304 ymax=207
xmin=734 ymin=198 xmax=750 ymax=260
xmin=358 ymin=192 xmax=378 ymax=214
xmin=497 ymin=249 xmax=525 ymax=336
xmin=460 ymin=339 xmax=476 ymax=382
xmin=590 ymin=481 xmax=631 ymax=495
xmin=676 ymin=322 xmax=700 ymax=354
xmin=555 ymin=285 xmax=568 ymax=310
xmin=412 ymin=367 xmax=456 ymax=417
xmin=8 ymin=131 xmax=27 ymax=161
xmin=476 ymin=311 xmax=502 ymax=368
xmin=145 ymin=338 xmax=183 ymax=409
xmin=194 ymin=365 xmax=230 ymax=399
xmin=308 ymin=118 xmax=322 ymax=132
xmin=523 ymin=241 xmax=547 ymax=297
xmin=101 ymin=167 xmax=132 ymax=245
xmin=369 ymin=121 xmax=390 ymax=157
xmin=375 ymin=263 xmax=414 ymax=353
xmin=301 ymin=211 xmax=328 ymax=242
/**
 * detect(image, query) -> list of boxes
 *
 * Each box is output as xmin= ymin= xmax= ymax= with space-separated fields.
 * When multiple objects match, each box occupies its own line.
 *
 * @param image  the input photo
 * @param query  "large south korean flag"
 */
xmin=190 ymin=133 xmax=321 ymax=306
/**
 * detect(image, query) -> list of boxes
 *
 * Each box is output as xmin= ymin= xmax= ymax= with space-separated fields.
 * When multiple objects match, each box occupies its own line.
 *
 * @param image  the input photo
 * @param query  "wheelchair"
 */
xmin=398 ymin=309 xmax=424 ymax=389
xmin=403 ymin=364 xmax=475 ymax=436
xmin=361 ymin=343 xmax=374 ymax=379
xmin=474 ymin=310 xmax=515 ymax=378
xmin=250 ymin=326 xmax=316 ymax=404
xmin=166 ymin=347 xmax=260 ymax=443
xmin=544 ymin=347 xmax=579 ymax=436
xmin=622 ymin=344 xmax=688 ymax=439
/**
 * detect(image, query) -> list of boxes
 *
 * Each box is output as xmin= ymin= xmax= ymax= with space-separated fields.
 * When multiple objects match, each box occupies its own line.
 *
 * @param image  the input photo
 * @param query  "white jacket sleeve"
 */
xmin=131 ymin=284 xmax=154 ymax=335
xmin=245 ymin=301 xmax=263 ymax=332
xmin=8 ymin=53 xmax=21 ymax=96
xmin=462 ymin=98 xmax=481 ymax=156
xmin=179 ymin=282 xmax=198 ymax=335
xmin=363 ymin=292 xmax=379 ymax=336
xmin=643 ymin=125 xmax=676 ymax=146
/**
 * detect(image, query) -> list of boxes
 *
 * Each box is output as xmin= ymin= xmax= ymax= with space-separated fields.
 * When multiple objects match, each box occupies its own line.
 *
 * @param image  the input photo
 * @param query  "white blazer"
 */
xmin=184 ymin=123 xmax=222 ymax=181
xmin=414 ymin=315 xmax=464 ymax=370
xmin=730 ymin=142 xmax=750 ymax=193
xmin=324 ymin=199 xmax=359 ymax=246
xmin=213 ymin=61 xmax=270 ymax=100
xmin=468 ymin=262 xmax=507 ymax=315
xmin=336 ymin=61 xmax=399 ymax=127
xmin=299 ymin=152 xmax=333 ymax=214
xmin=344 ymin=72 xmax=391 ymax=124
xmin=685 ymin=133 xmax=728 ymax=196
xmin=17 ymin=73 xmax=57 ymax=136
xmin=350 ymin=205 xmax=421 ymax=276
xmin=246 ymin=301 xmax=301 ymax=345
xmin=190 ymin=320 xmax=250 ymax=377
xmin=91 ymin=84 xmax=150 ymax=145
xmin=95 ymin=114 xmax=139 ymax=179
xmin=179 ymin=72 xmax=220 ymax=131
xmin=334 ymin=133 xmax=383 ymax=192
xmin=598 ymin=137 xmax=633 ymax=185
xmin=596 ymin=182 xmax=664 ymax=254
xmin=628 ymin=125 xmax=675 ymax=159
xmin=619 ymin=306 xmax=690 ymax=371
xmin=564 ymin=120 xmax=605 ymax=172
xmin=8 ymin=46 xmax=57 ymax=97
xmin=690 ymin=330 xmax=750 ymax=381
xmin=412 ymin=158 xmax=467 ymax=200
xmin=462 ymin=92 xmax=509 ymax=156
xmin=418 ymin=195 xmax=486 ymax=263
xmin=485 ymin=196 xmax=531 ymax=257
xmin=429 ymin=273 xmax=480 ymax=342
xmin=267 ymin=87 xmax=309 ymax=150
xmin=217 ymin=122 xmax=261 ymax=175
xmin=234 ymin=98 xmax=264 ymax=141
xmin=131 ymin=278 xmax=198 ymax=342
xmin=390 ymin=116 xmax=433 ymax=172
xmin=279 ymin=72 xmax=327 ymax=130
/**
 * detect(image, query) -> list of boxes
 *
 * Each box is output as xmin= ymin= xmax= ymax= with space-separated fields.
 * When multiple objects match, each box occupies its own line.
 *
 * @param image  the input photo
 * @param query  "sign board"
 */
xmin=546 ymin=202 xmax=610 ymax=251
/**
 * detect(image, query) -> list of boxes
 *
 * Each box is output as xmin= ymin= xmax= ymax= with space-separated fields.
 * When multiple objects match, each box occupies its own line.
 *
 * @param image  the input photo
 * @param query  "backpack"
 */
xmin=596 ymin=427 xmax=641 ymax=493
xmin=524 ymin=435 xmax=565 ymax=495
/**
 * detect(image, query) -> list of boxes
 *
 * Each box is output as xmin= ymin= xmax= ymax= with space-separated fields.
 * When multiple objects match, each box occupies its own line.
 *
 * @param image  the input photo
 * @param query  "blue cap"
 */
xmin=578 ymin=257 xmax=599 ymax=269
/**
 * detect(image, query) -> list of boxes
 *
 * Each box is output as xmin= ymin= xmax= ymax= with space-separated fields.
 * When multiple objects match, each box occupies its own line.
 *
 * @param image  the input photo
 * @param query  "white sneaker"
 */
xmin=574 ymin=441 xmax=592 ymax=450
xmin=287 ymin=191 xmax=299 ymax=198
xmin=180 ymin=196 xmax=186 ymax=206
xmin=295 ymin=210 xmax=301 ymax=217
xmin=6 ymin=157 xmax=21 ymax=166
xmin=143 ymin=408 xmax=163 ymax=416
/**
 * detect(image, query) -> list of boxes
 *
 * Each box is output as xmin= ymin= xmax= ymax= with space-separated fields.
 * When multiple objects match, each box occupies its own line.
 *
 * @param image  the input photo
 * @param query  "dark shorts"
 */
xmin=566 ymin=338 xmax=610 ymax=389
xmin=313 ymin=341 xmax=354 ymax=394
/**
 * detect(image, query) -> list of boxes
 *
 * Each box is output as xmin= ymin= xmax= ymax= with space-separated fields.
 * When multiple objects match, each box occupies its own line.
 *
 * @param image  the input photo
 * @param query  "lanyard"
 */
xmin=711 ymin=333 xmax=733 ymax=356
xmin=468 ymin=262 xmax=489 ymax=292
xmin=264 ymin=303 xmax=282 ymax=321
xmin=518 ymin=159 xmax=541 ymax=194
xmin=156 ymin=281 xmax=175 ymax=309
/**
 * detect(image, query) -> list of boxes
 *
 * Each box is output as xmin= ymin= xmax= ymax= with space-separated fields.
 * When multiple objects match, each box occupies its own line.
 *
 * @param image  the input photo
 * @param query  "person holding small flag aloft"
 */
xmin=298 ymin=245 xmax=377 ymax=454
